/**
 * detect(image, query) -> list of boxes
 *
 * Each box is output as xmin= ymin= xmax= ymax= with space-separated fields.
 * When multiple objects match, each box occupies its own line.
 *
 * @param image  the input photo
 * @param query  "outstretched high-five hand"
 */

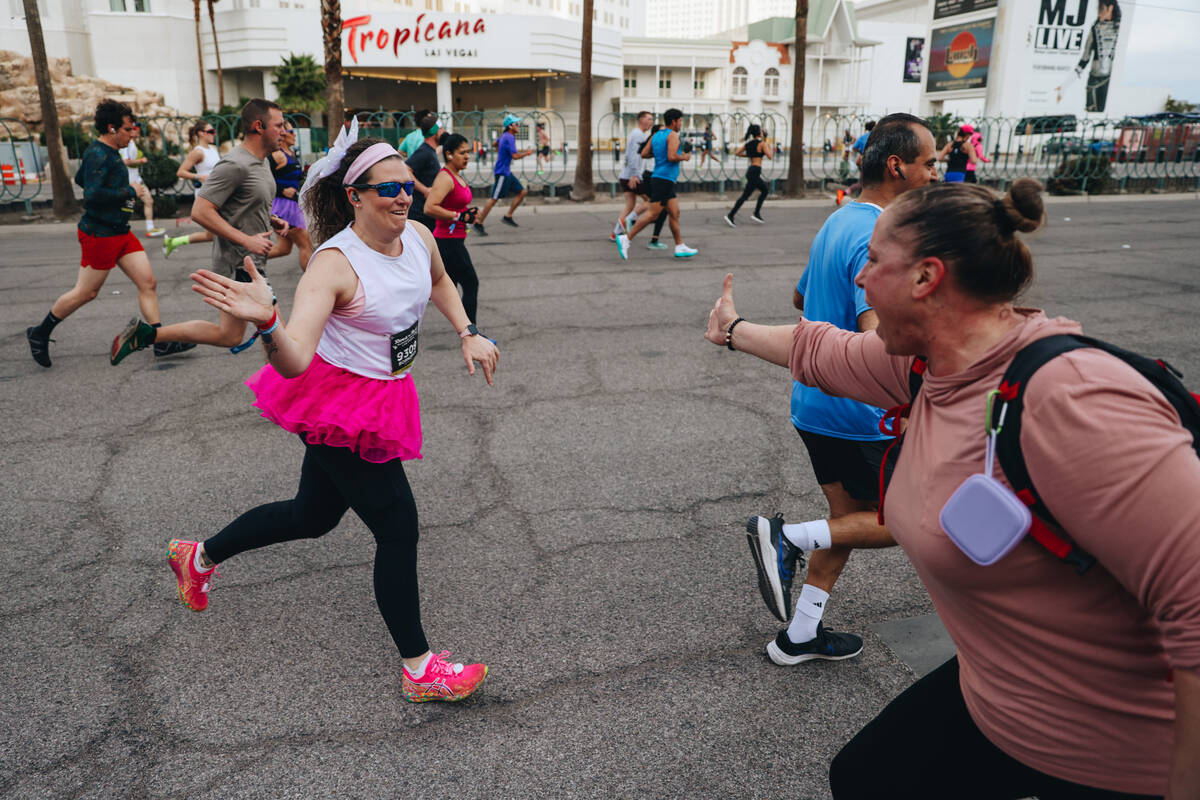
xmin=706 ymin=272 xmax=740 ymax=346
xmin=190 ymin=256 xmax=275 ymax=326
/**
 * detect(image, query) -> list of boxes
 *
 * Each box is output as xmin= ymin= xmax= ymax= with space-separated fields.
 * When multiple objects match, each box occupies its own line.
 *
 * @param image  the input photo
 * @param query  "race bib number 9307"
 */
xmin=390 ymin=321 xmax=419 ymax=375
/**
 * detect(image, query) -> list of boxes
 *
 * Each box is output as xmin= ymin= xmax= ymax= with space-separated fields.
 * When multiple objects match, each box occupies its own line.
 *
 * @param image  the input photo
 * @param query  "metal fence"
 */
xmin=0 ymin=118 xmax=46 ymax=210
xmin=7 ymin=109 xmax=1198 ymax=211
xmin=807 ymin=113 xmax=1200 ymax=193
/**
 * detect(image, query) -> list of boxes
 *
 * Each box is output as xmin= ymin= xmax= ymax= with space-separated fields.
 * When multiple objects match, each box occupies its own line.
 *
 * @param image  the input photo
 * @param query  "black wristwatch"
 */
xmin=459 ymin=324 xmax=479 ymax=338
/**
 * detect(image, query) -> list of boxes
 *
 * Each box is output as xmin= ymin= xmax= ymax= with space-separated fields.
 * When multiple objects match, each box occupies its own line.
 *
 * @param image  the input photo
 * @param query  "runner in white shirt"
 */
xmin=120 ymin=121 xmax=164 ymax=238
xmin=611 ymin=111 xmax=654 ymax=242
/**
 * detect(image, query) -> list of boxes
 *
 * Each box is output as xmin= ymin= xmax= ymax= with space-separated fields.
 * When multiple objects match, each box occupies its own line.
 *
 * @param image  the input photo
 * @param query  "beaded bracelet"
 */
xmin=726 ymin=317 xmax=745 ymax=351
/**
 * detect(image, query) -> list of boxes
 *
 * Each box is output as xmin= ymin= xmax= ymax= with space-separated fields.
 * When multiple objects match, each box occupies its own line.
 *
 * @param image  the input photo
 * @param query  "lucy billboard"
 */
xmin=926 ymin=18 xmax=994 ymax=93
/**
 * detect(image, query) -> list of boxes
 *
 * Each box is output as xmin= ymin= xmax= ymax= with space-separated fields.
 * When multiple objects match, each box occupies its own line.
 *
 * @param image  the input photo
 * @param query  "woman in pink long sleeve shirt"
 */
xmin=706 ymin=178 xmax=1200 ymax=799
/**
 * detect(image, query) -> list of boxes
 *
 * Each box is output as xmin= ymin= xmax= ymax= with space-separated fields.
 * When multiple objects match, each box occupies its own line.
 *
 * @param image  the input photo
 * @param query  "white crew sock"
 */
xmin=192 ymin=545 xmax=214 ymax=574
xmin=782 ymin=519 xmax=832 ymax=551
xmin=786 ymin=584 xmax=829 ymax=644
xmin=626 ymin=211 xmax=637 ymax=225
xmin=613 ymin=221 xmax=624 ymax=236
xmin=407 ymin=652 xmax=433 ymax=678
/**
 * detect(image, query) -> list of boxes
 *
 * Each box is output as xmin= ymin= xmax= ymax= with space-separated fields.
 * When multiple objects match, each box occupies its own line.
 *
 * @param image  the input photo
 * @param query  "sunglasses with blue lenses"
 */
xmin=350 ymin=181 xmax=414 ymax=198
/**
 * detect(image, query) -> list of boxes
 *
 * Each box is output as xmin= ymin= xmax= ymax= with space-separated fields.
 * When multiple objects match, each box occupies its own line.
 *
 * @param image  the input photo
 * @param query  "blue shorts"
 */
xmin=944 ymin=172 xmax=966 ymax=183
xmin=491 ymin=174 xmax=523 ymax=199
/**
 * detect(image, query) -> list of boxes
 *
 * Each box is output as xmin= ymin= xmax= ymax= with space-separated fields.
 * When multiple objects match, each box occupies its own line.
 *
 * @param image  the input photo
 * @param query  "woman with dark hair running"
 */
xmin=165 ymin=121 xmax=219 ymax=257
xmin=170 ymin=136 xmax=499 ymax=703
xmin=426 ymin=132 xmax=481 ymax=323
xmin=723 ymin=123 xmax=772 ymax=227
xmin=266 ymin=123 xmax=314 ymax=269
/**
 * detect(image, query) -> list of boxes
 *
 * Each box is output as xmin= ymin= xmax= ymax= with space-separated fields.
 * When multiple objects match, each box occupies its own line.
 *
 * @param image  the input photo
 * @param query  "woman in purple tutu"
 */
xmin=170 ymin=135 xmax=499 ymax=703
xmin=267 ymin=123 xmax=314 ymax=269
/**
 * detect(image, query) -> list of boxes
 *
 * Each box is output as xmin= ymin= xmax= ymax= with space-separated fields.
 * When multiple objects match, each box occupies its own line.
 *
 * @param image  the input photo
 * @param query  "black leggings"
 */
xmin=830 ymin=657 xmax=1162 ymax=800
xmin=203 ymin=440 xmax=429 ymax=658
xmin=730 ymin=165 xmax=768 ymax=218
xmin=435 ymin=236 xmax=479 ymax=323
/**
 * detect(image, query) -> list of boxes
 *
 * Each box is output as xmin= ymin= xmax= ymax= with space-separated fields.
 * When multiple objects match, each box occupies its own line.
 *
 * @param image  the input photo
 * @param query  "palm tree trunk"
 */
xmin=22 ymin=0 xmax=77 ymax=217
xmin=207 ymin=0 xmax=225 ymax=109
xmin=786 ymin=0 xmax=808 ymax=196
xmin=571 ymin=0 xmax=594 ymax=200
xmin=194 ymin=0 xmax=208 ymax=111
xmin=322 ymin=0 xmax=345 ymax=140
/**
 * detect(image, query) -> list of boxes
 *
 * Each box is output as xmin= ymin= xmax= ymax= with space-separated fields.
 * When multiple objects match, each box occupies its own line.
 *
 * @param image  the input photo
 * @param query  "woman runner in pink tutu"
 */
xmin=169 ymin=136 xmax=499 ymax=703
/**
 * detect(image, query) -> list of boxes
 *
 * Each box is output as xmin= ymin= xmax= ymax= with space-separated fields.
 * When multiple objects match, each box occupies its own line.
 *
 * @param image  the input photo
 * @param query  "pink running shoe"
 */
xmin=167 ymin=539 xmax=217 ymax=612
xmin=402 ymin=651 xmax=488 ymax=703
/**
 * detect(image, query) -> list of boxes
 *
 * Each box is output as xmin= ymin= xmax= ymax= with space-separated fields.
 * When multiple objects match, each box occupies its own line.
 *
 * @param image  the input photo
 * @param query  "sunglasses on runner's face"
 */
xmin=351 ymin=181 xmax=415 ymax=198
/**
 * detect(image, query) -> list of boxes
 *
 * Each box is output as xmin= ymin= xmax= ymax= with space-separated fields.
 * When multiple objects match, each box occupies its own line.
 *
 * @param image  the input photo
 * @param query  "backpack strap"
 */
xmin=876 ymin=356 xmax=928 ymax=525
xmin=993 ymin=334 xmax=1099 ymax=574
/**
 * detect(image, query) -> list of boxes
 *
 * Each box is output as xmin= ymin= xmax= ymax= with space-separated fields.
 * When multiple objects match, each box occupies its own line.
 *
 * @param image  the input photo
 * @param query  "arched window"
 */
xmin=764 ymin=67 xmax=780 ymax=97
xmin=732 ymin=66 xmax=748 ymax=96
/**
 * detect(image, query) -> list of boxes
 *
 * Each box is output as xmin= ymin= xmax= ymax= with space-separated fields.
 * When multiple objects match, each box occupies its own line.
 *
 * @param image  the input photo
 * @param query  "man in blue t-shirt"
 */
xmin=743 ymin=113 xmax=938 ymax=667
xmin=474 ymin=114 xmax=532 ymax=236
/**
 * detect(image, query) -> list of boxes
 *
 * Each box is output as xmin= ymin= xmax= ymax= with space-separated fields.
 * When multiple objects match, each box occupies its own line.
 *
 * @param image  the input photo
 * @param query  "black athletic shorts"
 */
xmin=649 ymin=177 xmax=677 ymax=204
xmin=540 ymin=145 xmax=551 ymax=157
xmin=619 ymin=177 xmax=650 ymax=196
xmin=796 ymin=427 xmax=893 ymax=502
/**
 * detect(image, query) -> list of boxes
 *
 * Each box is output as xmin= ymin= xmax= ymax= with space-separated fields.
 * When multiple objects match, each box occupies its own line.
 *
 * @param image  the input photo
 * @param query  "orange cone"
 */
xmin=836 ymin=189 xmax=845 ymax=206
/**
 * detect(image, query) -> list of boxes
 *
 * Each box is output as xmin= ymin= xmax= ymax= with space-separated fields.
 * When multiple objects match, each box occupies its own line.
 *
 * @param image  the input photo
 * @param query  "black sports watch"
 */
xmin=459 ymin=324 xmax=479 ymax=338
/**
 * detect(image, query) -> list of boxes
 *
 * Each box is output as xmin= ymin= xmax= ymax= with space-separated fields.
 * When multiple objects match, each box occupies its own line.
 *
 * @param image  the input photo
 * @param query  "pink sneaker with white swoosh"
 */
xmin=402 ymin=651 xmax=488 ymax=703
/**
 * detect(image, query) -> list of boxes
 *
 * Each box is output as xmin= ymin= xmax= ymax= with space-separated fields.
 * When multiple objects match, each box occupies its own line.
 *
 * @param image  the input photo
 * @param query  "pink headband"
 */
xmin=343 ymin=142 xmax=401 ymax=185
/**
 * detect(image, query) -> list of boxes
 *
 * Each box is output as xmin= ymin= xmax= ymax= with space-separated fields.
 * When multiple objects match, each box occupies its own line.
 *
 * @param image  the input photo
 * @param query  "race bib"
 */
xmin=390 ymin=321 xmax=419 ymax=376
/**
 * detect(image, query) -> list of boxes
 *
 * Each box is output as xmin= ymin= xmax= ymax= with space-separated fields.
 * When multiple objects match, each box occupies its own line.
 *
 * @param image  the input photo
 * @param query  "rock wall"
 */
xmin=0 ymin=50 xmax=184 ymax=130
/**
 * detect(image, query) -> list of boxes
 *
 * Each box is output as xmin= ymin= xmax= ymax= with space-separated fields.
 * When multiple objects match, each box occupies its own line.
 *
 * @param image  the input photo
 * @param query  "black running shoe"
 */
xmin=473 ymin=223 xmax=489 ymax=237
xmin=766 ymin=624 xmax=863 ymax=666
xmin=26 ymin=326 xmax=52 ymax=368
xmin=501 ymin=216 xmax=518 ymax=228
xmin=745 ymin=513 xmax=806 ymax=622
xmin=154 ymin=341 xmax=197 ymax=358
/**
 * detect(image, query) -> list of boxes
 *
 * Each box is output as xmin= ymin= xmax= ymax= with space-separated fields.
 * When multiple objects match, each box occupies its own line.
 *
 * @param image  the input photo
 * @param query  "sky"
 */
xmin=1121 ymin=0 xmax=1200 ymax=105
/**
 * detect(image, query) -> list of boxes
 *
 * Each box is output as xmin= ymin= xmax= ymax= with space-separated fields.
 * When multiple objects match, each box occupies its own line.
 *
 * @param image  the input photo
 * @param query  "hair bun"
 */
xmin=1001 ymin=178 xmax=1045 ymax=234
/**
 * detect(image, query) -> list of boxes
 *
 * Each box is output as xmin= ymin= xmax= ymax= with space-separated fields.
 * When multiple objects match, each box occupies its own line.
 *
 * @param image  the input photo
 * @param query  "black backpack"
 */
xmin=884 ymin=334 xmax=1200 ymax=574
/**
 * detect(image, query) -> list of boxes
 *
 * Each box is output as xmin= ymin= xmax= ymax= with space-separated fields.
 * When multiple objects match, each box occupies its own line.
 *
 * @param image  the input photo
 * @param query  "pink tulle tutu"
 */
xmin=245 ymin=353 xmax=422 ymax=463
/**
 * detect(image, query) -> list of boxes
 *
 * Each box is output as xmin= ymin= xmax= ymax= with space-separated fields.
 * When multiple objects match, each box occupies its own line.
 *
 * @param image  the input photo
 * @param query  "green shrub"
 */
xmin=42 ymin=121 xmax=90 ymax=159
xmin=153 ymin=194 xmax=178 ymax=219
xmin=1047 ymin=155 xmax=1112 ymax=195
xmin=141 ymin=153 xmax=181 ymax=193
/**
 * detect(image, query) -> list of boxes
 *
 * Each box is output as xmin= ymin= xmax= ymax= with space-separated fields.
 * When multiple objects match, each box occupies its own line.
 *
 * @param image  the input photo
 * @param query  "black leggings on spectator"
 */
xmin=729 ymin=165 xmax=768 ymax=218
xmin=435 ymin=236 xmax=479 ymax=323
xmin=830 ymin=657 xmax=1162 ymax=800
xmin=203 ymin=440 xmax=429 ymax=658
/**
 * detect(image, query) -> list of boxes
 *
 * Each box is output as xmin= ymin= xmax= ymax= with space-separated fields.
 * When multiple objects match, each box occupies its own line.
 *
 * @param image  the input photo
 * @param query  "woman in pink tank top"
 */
xmin=176 ymin=137 xmax=500 ymax=704
xmin=426 ymin=133 xmax=481 ymax=323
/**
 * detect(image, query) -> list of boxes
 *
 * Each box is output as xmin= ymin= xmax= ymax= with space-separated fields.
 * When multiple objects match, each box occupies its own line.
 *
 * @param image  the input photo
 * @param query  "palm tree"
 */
xmin=322 ymin=0 xmax=345 ymax=140
xmin=21 ymin=0 xmax=76 ymax=217
xmin=571 ymin=0 xmax=595 ymax=200
xmin=193 ymin=0 xmax=208 ymax=111
xmin=207 ymin=0 xmax=225 ymax=109
xmin=785 ymin=0 xmax=808 ymax=196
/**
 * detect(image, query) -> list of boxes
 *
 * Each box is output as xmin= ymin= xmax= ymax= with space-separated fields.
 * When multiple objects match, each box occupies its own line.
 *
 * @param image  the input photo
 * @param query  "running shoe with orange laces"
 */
xmin=402 ymin=651 xmax=488 ymax=703
xmin=167 ymin=539 xmax=217 ymax=612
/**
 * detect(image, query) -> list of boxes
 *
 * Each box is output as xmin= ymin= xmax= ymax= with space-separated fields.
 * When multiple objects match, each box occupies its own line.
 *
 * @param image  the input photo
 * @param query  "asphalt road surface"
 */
xmin=2 ymin=193 xmax=1198 ymax=799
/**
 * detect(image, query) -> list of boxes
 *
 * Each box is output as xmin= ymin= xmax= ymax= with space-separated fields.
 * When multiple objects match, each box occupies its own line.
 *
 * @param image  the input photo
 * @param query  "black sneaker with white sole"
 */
xmin=750 ymin=214 xmax=765 ymax=224
xmin=723 ymin=214 xmax=737 ymax=228
xmin=745 ymin=514 xmax=805 ymax=622
xmin=766 ymin=624 xmax=863 ymax=666
xmin=501 ymin=216 xmax=518 ymax=227
xmin=26 ymin=327 xmax=52 ymax=368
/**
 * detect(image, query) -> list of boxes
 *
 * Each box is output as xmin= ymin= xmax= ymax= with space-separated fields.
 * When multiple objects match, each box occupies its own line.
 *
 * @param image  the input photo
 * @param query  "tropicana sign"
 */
xmin=341 ymin=14 xmax=488 ymax=64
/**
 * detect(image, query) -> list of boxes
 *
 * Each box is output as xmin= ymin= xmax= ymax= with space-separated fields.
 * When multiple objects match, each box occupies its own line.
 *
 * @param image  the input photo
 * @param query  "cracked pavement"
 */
xmin=2 ymin=194 xmax=1198 ymax=799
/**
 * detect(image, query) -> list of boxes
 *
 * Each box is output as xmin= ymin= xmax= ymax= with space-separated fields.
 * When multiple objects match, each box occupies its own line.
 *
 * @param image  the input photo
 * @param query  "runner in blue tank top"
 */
xmin=614 ymin=108 xmax=698 ymax=260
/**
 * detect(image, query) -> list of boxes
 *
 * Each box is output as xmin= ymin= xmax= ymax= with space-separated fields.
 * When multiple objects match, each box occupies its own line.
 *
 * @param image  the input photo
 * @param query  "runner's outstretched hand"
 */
xmin=706 ymin=273 xmax=739 ymax=346
xmin=190 ymin=256 xmax=275 ymax=326
xmin=462 ymin=334 xmax=499 ymax=386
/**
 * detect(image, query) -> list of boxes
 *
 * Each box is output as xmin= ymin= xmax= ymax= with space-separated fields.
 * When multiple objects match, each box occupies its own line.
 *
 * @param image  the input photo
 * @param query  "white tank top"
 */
xmin=198 ymin=145 xmax=220 ymax=176
xmin=313 ymin=223 xmax=432 ymax=381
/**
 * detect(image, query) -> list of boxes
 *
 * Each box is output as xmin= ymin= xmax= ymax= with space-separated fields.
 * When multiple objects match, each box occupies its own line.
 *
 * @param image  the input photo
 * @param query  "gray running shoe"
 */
xmin=154 ymin=341 xmax=197 ymax=358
